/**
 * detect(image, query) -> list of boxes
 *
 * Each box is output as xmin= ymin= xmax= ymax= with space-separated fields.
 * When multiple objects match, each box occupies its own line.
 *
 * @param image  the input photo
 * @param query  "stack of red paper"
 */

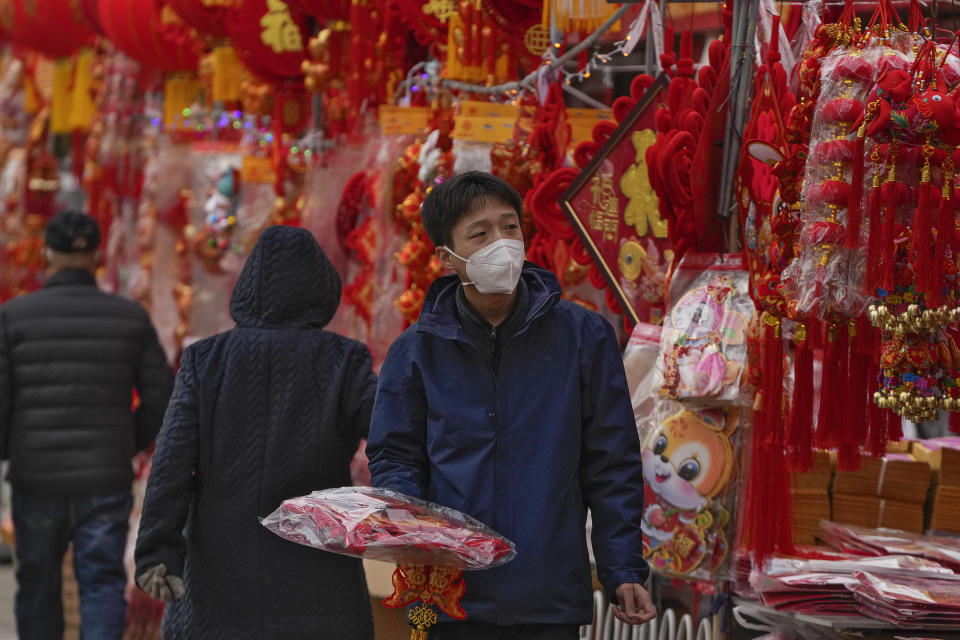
xmin=849 ymin=571 xmax=960 ymax=628
xmin=749 ymin=554 xmax=955 ymax=616
xmin=820 ymin=521 xmax=960 ymax=571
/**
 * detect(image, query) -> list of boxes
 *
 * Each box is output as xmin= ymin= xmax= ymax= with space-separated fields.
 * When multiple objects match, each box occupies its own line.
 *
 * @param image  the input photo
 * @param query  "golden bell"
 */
xmin=926 ymin=396 xmax=937 ymax=408
xmin=899 ymin=391 xmax=911 ymax=404
xmin=908 ymin=304 xmax=920 ymax=317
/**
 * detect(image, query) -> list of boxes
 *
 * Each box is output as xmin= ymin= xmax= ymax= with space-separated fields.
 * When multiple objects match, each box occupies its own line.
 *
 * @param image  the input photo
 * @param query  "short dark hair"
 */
xmin=420 ymin=171 xmax=523 ymax=248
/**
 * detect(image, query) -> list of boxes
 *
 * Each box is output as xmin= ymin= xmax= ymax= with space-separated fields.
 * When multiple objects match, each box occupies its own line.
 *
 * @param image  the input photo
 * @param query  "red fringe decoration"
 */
xmin=787 ymin=326 xmax=814 ymax=471
xmin=931 ymin=193 xmax=951 ymax=307
xmin=741 ymin=318 xmax=794 ymax=563
xmin=761 ymin=319 xmax=785 ymax=444
xmin=865 ymin=355 xmax=887 ymax=456
xmin=951 ymin=411 xmax=960 ymax=434
xmin=865 ymin=173 xmax=884 ymax=290
xmin=840 ymin=323 xmax=869 ymax=470
xmin=885 ymin=409 xmax=903 ymax=443
xmin=912 ymin=178 xmax=935 ymax=299
xmin=845 ymin=132 xmax=867 ymax=249
xmin=816 ymin=324 xmax=847 ymax=449
xmin=879 ymin=181 xmax=902 ymax=291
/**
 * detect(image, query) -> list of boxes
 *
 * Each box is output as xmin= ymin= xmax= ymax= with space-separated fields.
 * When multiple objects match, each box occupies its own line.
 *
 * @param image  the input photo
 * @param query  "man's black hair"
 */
xmin=420 ymin=171 xmax=523 ymax=249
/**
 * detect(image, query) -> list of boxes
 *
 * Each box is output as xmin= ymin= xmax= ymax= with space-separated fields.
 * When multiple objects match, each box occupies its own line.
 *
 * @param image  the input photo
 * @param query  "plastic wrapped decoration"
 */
xmin=779 ymin=43 xmax=885 ymax=321
xmin=262 ymin=487 xmax=517 ymax=568
xmin=852 ymin=33 xmax=960 ymax=424
xmin=192 ymin=167 xmax=241 ymax=274
xmin=655 ymin=253 xmax=752 ymax=405
xmin=639 ymin=404 xmax=741 ymax=580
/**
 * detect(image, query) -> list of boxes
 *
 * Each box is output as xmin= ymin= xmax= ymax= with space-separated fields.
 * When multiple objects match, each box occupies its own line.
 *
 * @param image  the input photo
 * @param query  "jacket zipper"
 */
xmin=490 ymin=326 xmax=500 ymax=375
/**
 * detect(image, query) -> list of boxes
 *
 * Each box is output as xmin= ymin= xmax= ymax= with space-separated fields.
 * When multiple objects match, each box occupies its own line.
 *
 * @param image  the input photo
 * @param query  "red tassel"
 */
xmin=885 ymin=408 xmax=903 ymax=443
xmin=845 ymin=132 xmax=868 ymax=249
xmin=816 ymin=324 xmax=847 ymax=449
xmin=761 ymin=316 xmax=784 ymax=444
xmin=912 ymin=156 xmax=935 ymax=298
xmin=839 ymin=323 xmax=868 ymax=470
xmin=932 ymin=163 xmax=956 ymax=308
xmin=950 ymin=410 xmax=960 ymax=434
xmin=788 ymin=325 xmax=814 ymax=471
xmin=865 ymin=172 xmax=884 ymax=290
xmin=880 ymin=180 xmax=901 ymax=291
xmin=866 ymin=355 xmax=887 ymax=456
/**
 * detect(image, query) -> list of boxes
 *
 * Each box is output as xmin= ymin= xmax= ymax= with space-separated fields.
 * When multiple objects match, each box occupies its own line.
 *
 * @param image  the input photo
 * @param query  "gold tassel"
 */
xmin=212 ymin=43 xmax=250 ymax=104
xmin=164 ymin=73 xmax=203 ymax=129
xmin=68 ymin=48 xmax=96 ymax=131
xmin=50 ymin=57 xmax=73 ymax=135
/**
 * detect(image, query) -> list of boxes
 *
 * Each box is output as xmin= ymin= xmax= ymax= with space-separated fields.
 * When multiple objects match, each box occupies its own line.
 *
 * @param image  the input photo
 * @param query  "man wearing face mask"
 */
xmin=367 ymin=171 xmax=654 ymax=640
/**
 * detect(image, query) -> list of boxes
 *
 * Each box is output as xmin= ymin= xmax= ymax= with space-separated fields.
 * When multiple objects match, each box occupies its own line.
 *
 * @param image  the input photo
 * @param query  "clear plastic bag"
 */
xmin=655 ymin=253 xmax=753 ymax=405
xmin=638 ymin=400 xmax=742 ymax=581
xmin=261 ymin=486 xmax=517 ymax=569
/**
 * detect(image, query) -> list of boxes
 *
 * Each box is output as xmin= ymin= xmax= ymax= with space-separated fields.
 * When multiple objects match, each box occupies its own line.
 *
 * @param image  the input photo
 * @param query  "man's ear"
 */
xmin=435 ymin=245 xmax=457 ymax=271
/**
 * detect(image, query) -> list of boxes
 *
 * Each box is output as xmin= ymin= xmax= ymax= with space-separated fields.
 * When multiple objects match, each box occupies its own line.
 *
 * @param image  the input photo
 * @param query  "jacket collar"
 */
xmin=44 ymin=269 xmax=97 ymax=289
xmin=416 ymin=263 xmax=562 ymax=341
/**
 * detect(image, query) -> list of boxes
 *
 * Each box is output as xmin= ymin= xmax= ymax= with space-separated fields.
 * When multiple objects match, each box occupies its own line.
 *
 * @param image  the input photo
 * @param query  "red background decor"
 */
xmin=560 ymin=75 xmax=672 ymax=326
xmin=228 ymin=0 xmax=308 ymax=84
xmin=97 ymin=0 xmax=200 ymax=71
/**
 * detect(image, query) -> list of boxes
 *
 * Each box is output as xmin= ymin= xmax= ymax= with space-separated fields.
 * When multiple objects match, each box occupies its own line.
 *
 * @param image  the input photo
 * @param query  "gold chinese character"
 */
xmin=591 ymin=173 xmax=616 ymax=208
xmin=589 ymin=210 xmax=604 ymax=232
xmin=260 ymin=0 xmax=303 ymax=54
xmin=603 ymin=215 xmax=618 ymax=242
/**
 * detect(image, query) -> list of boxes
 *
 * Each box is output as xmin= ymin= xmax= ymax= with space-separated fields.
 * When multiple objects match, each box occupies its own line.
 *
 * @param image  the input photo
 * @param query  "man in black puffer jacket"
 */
xmin=0 ymin=210 xmax=173 ymax=639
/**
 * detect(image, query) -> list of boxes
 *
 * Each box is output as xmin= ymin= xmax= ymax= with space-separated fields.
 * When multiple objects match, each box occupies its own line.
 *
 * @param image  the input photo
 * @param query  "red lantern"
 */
xmin=166 ymin=0 xmax=230 ymax=39
xmin=97 ymin=0 xmax=199 ymax=72
xmin=480 ymin=0 xmax=540 ymax=37
xmin=227 ymin=0 xmax=307 ymax=84
xmin=285 ymin=0 xmax=350 ymax=22
xmin=78 ymin=0 xmax=104 ymax=34
xmin=391 ymin=0 xmax=448 ymax=46
xmin=6 ymin=0 xmax=94 ymax=57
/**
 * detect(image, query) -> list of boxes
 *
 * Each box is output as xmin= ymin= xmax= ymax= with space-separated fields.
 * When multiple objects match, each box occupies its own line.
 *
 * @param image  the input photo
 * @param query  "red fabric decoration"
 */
xmin=166 ymin=0 xmax=230 ymax=38
xmin=9 ymin=0 xmax=95 ymax=57
xmin=788 ymin=326 xmax=815 ymax=471
xmin=228 ymin=0 xmax=308 ymax=83
xmin=97 ymin=0 xmax=200 ymax=71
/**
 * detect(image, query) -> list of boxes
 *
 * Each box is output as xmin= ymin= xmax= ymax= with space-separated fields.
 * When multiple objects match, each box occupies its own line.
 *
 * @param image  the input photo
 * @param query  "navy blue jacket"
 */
xmin=367 ymin=264 xmax=648 ymax=626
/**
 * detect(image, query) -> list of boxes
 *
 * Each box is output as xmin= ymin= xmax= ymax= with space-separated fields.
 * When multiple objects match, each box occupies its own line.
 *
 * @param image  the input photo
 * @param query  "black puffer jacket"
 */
xmin=0 ymin=269 xmax=172 ymax=495
xmin=135 ymin=226 xmax=376 ymax=640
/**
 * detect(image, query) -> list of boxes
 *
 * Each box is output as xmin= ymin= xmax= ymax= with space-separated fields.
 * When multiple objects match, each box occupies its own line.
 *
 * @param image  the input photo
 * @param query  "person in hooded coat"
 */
xmin=134 ymin=226 xmax=376 ymax=639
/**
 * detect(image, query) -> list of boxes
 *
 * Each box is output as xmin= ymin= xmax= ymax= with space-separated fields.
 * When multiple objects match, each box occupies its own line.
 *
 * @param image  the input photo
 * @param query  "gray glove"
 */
xmin=137 ymin=563 xmax=185 ymax=603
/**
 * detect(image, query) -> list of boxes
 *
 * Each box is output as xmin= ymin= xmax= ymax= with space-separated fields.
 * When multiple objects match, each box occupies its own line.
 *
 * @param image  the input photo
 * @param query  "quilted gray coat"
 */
xmin=135 ymin=226 xmax=376 ymax=639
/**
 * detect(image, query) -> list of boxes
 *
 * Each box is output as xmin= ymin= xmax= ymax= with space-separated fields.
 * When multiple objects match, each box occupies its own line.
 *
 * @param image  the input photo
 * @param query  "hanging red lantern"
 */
xmin=392 ymin=0 xmax=450 ymax=46
xmin=78 ymin=0 xmax=104 ymax=34
xmin=166 ymin=0 xmax=230 ymax=39
xmin=6 ymin=0 xmax=94 ymax=57
xmin=227 ymin=0 xmax=307 ymax=84
xmin=480 ymin=0 xmax=540 ymax=38
xmin=285 ymin=0 xmax=350 ymax=22
xmin=97 ymin=0 xmax=200 ymax=72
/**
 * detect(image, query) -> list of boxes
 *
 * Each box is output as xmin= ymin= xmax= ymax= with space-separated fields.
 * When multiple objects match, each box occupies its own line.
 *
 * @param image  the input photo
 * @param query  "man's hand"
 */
xmin=613 ymin=583 xmax=656 ymax=625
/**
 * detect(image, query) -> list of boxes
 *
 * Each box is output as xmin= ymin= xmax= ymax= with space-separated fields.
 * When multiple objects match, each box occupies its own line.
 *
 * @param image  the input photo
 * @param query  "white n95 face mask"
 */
xmin=444 ymin=238 xmax=525 ymax=294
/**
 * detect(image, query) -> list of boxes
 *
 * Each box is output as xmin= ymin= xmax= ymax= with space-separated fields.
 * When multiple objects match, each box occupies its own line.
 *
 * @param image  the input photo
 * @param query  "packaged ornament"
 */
xmin=656 ymin=253 xmax=752 ymax=405
xmin=639 ymin=402 xmax=741 ymax=579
